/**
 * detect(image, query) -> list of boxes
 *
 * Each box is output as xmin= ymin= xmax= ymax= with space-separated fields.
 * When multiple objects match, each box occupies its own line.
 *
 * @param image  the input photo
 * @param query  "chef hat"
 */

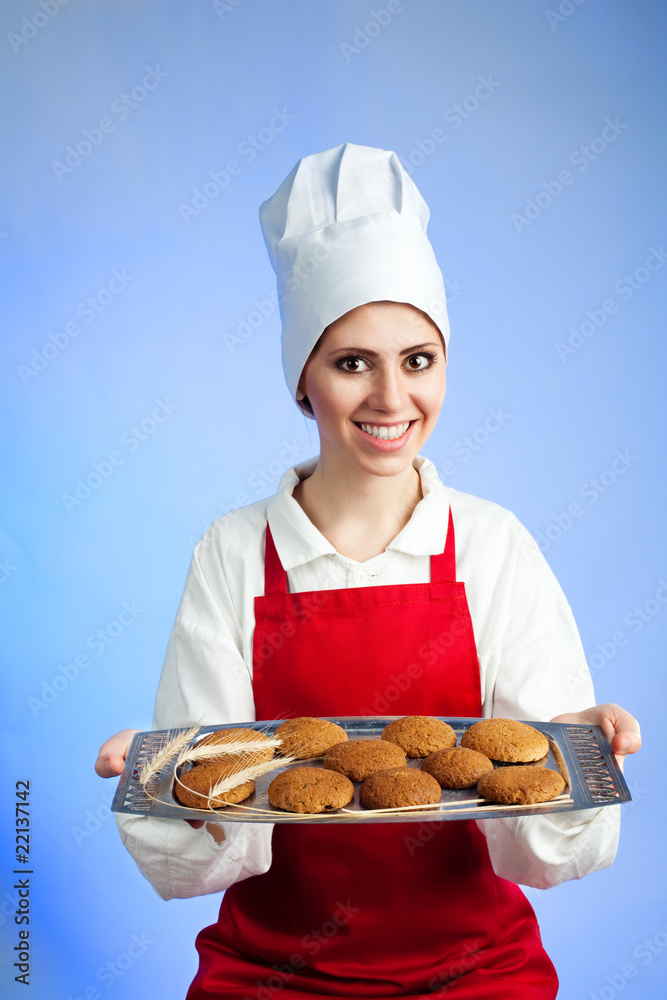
xmin=259 ymin=142 xmax=449 ymax=414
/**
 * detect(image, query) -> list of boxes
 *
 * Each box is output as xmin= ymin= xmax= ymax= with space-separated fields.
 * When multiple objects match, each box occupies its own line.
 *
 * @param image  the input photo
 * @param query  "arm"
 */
xmin=475 ymin=519 xmax=638 ymax=889
xmin=107 ymin=525 xmax=273 ymax=900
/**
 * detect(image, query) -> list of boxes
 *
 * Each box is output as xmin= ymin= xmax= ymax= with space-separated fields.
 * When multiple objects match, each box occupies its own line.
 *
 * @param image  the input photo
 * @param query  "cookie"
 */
xmin=381 ymin=716 xmax=457 ymax=758
xmin=268 ymin=767 xmax=354 ymax=813
xmin=194 ymin=727 xmax=274 ymax=768
xmin=275 ymin=717 xmax=347 ymax=760
xmin=360 ymin=767 xmax=441 ymax=810
xmin=323 ymin=739 xmax=406 ymax=782
xmin=460 ymin=719 xmax=549 ymax=763
xmin=174 ymin=762 xmax=255 ymax=809
xmin=477 ymin=766 xmax=566 ymax=805
xmin=421 ymin=747 xmax=494 ymax=789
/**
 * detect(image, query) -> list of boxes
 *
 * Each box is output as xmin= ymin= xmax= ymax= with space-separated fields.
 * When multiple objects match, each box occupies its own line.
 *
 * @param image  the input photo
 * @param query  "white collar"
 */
xmin=267 ymin=454 xmax=450 ymax=571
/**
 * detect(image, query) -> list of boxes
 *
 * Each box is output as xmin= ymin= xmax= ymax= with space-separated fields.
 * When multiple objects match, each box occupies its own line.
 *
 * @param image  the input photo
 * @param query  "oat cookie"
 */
xmin=360 ymin=767 xmax=441 ymax=810
xmin=421 ymin=747 xmax=494 ymax=788
xmin=381 ymin=716 xmax=457 ymax=758
xmin=174 ymin=762 xmax=255 ymax=809
xmin=324 ymin=739 xmax=406 ymax=782
xmin=268 ymin=767 xmax=354 ymax=813
xmin=460 ymin=719 xmax=549 ymax=763
xmin=477 ymin=766 xmax=565 ymax=805
xmin=194 ymin=727 xmax=274 ymax=768
xmin=275 ymin=717 xmax=347 ymax=759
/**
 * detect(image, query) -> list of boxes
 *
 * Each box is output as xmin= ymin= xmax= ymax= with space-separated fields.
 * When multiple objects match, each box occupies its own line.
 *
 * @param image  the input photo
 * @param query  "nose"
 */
xmin=367 ymin=365 xmax=407 ymax=413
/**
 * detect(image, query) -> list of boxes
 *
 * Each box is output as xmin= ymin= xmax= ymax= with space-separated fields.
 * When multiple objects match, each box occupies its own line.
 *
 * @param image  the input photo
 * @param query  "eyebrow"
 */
xmin=325 ymin=342 xmax=442 ymax=358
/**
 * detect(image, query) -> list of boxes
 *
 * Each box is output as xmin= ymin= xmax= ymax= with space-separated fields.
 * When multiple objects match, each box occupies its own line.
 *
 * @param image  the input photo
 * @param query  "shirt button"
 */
xmin=353 ymin=569 xmax=368 ymax=585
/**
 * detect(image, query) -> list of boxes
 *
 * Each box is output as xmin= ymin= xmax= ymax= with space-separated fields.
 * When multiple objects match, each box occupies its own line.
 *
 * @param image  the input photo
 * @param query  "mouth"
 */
xmin=354 ymin=420 xmax=416 ymax=445
xmin=356 ymin=420 xmax=412 ymax=440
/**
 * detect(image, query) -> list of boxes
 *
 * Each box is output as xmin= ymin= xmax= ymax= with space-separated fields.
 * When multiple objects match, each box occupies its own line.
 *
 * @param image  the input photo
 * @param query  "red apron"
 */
xmin=186 ymin=512 xmax=557 ymax=998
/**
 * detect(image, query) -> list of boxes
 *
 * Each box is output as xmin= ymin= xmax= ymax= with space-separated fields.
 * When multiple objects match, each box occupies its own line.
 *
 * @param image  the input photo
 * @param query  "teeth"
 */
xmin=360 ymin=421 xmax=410 ymax=440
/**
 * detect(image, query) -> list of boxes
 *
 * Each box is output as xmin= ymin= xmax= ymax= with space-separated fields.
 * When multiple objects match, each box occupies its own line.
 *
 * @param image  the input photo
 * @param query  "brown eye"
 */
xmin=406 ymin=354 xmax=430 ymax=371
xmin=337 ymin=356 xmax=370 ymax=373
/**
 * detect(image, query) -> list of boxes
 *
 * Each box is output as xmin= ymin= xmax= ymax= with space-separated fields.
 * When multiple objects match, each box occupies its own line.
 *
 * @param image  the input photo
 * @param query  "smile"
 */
xmin=357 ymin=421 xmax=412 ymax=440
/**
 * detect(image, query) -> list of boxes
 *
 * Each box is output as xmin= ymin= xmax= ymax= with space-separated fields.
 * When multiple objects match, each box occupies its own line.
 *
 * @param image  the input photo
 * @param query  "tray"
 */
xmin=111 ymin=717 xmax=631 ymax=825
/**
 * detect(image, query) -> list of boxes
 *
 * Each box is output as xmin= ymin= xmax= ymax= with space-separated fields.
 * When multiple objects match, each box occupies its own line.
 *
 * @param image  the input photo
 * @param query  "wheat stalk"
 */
xmin=204 ymin=755 xmax=299 ymax=803
xmin=138 ymin=724 xmax=201 ymax=786
xmin=177 ymin=735 xmax=283 ymax=766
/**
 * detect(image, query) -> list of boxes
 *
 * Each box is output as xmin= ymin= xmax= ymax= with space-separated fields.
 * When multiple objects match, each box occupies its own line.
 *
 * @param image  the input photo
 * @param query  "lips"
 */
xmin=358 ymin=421 xmax=411 ymax=440
xmin=354 ymin=420 xmax=417 ymax=451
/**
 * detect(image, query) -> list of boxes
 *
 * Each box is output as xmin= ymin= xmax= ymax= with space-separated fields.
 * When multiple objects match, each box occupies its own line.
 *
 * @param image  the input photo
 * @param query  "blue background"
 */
xmin=1 ymin=1 xmax=665 ymax=997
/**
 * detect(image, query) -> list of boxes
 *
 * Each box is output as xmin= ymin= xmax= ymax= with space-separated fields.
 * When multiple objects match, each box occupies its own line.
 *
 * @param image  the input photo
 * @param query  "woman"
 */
xmin=97 ymin=143 xmax=640 ymax=998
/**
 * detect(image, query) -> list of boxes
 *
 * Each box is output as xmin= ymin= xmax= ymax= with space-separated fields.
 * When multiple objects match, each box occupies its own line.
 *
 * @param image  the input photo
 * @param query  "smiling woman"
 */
xmin=97 ymin=143 xmax=640 ymax=999
xmin=293 ymin=301 xmax=447 ymax=559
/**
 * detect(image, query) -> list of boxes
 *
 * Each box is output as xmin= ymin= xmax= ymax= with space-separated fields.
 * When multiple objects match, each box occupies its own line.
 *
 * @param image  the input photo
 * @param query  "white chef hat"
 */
xmin=259 ymin=142 xmax=449 ymax=415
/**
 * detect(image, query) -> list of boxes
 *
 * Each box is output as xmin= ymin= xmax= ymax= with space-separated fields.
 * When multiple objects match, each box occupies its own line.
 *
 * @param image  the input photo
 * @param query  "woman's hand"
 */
xmin=550 ymin=703 xmax=641 ymax=771
xmin=95 ymin=729 xmax=140 ymax=778
xmin=94 ymin=729 xmax=212 ymax=832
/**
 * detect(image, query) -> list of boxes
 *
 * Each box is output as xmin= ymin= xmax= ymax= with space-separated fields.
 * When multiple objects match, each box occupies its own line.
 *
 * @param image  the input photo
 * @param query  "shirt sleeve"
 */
xmin=115 ymin=529 xmax=274 ymax=901
xmin=475 ymin=517 xmax=620 ymax=889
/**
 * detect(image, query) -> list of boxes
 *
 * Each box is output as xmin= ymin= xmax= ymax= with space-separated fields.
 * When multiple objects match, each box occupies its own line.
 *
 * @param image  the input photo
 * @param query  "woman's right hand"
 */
xmin=94 ymin=729 xmax=210 ymax=833
xmin=95 ymin=729 xmax=140 ymax=778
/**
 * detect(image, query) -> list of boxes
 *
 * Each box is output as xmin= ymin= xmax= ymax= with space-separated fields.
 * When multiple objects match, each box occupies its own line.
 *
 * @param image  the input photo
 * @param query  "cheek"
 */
xmin=311 ymin=376 xmax=360 ymax=415
xmin=425 ymin=378 xmax=446 ymax=417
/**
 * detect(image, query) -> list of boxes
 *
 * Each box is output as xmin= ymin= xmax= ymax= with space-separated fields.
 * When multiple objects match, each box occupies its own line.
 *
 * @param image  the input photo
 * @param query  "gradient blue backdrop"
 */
xmin=1 ymin=1 xmax=665 ymax=997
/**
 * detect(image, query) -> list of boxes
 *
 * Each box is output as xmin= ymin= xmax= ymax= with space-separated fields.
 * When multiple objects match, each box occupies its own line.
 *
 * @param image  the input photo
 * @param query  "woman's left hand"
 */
xmin=550 ymin=703 xmax=641 ymax=771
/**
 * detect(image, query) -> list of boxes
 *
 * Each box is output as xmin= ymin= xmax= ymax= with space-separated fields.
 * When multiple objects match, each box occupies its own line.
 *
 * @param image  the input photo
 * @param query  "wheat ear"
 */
xmin=138 ymin=724 xmax=201 ymax=786
xmin=177 ymin=735 xmax=283 ymax=766
xmin=205 ymin=755 xmax=299 ymax=801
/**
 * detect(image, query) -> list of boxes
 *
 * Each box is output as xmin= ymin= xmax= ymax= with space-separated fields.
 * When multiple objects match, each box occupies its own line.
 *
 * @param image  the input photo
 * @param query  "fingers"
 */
xmin=95 ymin=729 xmax=140 ymax=778
xmin=611 ymin=728 xmax=642 ymax=757
xmin=550 ymin=703 xmax=641 ymax=773
xmin=96 ymin=753 xmax=126 ymax=778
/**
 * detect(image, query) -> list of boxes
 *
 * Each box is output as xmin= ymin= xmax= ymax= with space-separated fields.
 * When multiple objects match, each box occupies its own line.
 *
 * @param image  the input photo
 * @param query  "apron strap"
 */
xmin=263 ymin=523 xmax=287 ymax=596
xmin=430 ymin=507 xmax=456 ymax=583
xmin=264 ymin=507 xmax=457 ymax=595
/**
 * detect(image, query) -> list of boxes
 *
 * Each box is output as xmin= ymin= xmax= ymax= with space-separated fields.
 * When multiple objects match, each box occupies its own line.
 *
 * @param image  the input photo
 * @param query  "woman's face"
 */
xmin=298 ymin=301 xmax=447 ymax=480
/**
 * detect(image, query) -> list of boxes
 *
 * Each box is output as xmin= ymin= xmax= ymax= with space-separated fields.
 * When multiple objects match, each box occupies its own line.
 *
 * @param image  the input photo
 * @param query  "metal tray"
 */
xmin=111 ymin=717 xmax=631 ymax=825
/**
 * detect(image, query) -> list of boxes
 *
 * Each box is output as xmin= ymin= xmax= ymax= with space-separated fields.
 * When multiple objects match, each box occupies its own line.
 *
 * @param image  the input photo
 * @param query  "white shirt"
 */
xmin=116 ymin=456 xmax=619 ymax=899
